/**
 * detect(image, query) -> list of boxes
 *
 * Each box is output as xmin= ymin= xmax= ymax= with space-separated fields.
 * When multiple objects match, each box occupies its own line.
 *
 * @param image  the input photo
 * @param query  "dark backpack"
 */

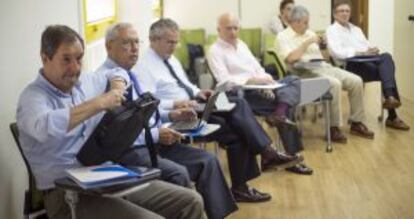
xmin=77 ymin=92 xmax=159 ymax=167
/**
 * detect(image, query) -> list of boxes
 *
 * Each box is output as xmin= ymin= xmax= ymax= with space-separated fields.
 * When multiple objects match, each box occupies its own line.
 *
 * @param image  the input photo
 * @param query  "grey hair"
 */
xmin=149 ymin=18 xmax=179 ymax=40
xmin=105 ymin=22 xmax=134 ymax=43
xmin=288 ymin=5 xmax=309 ymax=23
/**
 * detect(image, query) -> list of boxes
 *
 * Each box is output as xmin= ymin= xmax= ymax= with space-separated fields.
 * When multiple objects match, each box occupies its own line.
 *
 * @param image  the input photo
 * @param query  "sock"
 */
xmin=387 ymin=109 xmax=397 ymax=120
xmin=274 ymin=102 xmax=289 ymax=117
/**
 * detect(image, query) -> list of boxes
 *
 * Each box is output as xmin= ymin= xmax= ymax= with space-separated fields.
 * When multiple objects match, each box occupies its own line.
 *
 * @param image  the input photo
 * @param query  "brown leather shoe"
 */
xmin=350 ymin=122 xmax=374 ymax=139
xmin=383 ymin=96 xmax=401 ymax=109
xmin=386 ymin=117 xmax=410 ymax=131
xmin=330 ymin=127 xmax=347 ymax=144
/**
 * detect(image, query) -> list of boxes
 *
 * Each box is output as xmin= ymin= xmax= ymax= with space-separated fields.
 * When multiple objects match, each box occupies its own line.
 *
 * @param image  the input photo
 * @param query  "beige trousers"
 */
xmin=311 ymin=66 xmax=365 ymax=127
xmin=44 ymin=180 xmax=206 ymax=219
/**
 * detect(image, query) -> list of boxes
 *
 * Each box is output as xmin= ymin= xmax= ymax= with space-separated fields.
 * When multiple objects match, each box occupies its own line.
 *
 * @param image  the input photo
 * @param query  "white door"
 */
xmin=394 ymin=1 xmax=414 ymax=101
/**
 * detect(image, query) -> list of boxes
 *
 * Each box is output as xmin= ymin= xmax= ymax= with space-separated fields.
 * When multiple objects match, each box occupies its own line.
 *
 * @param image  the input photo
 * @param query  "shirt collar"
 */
xmin=37 ymin=69 xmax=80 ymax=97
xmin=148 ymin=47 xmax=166 ymax=62
xmin=217 ymin=37 xmax=240 ymax=49
xmin=334 ymin=21 xmax=354 ymax=31
xmin=103 ymin=58 xmax=122 ymax=70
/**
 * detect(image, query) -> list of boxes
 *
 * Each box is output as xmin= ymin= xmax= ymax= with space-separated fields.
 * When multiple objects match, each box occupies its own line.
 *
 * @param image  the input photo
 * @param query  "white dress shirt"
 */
xmin=207 ymin=38 xmax=272 ymax=85
xmin=134 ymin=48 xmax=200 ymax=109
xmin=326 ymin=21 xmax=373 ymax=60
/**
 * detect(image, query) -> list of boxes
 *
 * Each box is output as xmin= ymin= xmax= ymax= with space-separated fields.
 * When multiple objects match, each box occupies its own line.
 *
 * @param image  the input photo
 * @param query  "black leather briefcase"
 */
xmin=77 ymin=92 xmax=159 ymax=166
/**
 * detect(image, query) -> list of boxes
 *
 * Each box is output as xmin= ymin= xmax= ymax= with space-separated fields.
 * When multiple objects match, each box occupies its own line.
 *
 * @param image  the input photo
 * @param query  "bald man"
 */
xmin=208 ymin=13 xmax=314 ymax=175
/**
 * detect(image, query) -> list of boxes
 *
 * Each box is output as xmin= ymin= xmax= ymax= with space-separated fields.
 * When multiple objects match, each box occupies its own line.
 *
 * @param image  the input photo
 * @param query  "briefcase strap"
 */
xmin=144 ymin=124 xmax=158 ymax=168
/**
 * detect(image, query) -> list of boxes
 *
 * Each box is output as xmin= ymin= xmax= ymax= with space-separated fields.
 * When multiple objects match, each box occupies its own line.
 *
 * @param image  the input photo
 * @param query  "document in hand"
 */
xmin=66 ymin=164 xmax=140 ymax=189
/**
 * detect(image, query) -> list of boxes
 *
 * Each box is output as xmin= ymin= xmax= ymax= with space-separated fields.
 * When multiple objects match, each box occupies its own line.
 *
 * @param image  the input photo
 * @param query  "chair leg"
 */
xmin=198 ymin=142 xmax=207 ymax=150
xmin=64 ymin=190 xmax=78 ymax=219
xmin=324 ymin=99 xmax=332 ymax=153
xmin=378 ymin=84 xmax=384 ymax=122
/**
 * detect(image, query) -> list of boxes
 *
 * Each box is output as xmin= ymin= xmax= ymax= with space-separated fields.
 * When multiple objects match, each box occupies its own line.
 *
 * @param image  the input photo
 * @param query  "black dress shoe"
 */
xmin=286 ymin=163 xmax=313 ymax=175
xmin=261 ymin=152 xmax=304 ymax=171
xmin=231 ymin=187 xmax=271 ymax=203
xmin=265 ymin=115 xmax=297 ymax=129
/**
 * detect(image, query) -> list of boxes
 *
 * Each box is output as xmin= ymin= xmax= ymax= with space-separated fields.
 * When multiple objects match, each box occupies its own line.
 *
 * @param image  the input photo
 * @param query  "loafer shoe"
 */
xmin=286 ymin=163 xmax=313 ymax=175
xmin=265 ymin=115 xmax=297 ymax=129
xmin=330 ymin=127 xmax=347 ymax=144
xmin=261 ymin=152 xmax=303 ymax=171
xmin=383 ymin=96 xmax=401 ymax=109
xmin=386 ymin=117 xmax=410 ymax=131
xmin=350 ymin=122 xmax=374 ymax=139
xmin=232 ymin=187 xmax=271 ymax=203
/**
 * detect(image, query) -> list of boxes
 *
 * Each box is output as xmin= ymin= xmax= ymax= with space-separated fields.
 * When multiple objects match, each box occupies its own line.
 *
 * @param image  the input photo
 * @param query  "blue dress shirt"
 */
xmin=16 ymin=69 xmax=128 ymax=190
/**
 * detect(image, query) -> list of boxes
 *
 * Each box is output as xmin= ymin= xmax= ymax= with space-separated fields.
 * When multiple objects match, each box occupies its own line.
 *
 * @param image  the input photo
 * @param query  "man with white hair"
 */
xmin=208 ymin=13 xmax=314 ymax=176
xmin=277 ymin=5 xmax=375 ymax=143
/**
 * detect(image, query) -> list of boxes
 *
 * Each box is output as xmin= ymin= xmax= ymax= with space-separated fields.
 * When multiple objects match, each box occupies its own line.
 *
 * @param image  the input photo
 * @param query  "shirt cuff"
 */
xmin=107 ymin=67 xmax=130 ymax=84
xmin=159 ymin=108 xmax=171 ymax=122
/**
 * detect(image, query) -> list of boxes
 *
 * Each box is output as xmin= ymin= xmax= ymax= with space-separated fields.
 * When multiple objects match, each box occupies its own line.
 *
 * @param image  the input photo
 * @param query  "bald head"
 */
xmin=217 ymin=13 xmax=240 ymax=46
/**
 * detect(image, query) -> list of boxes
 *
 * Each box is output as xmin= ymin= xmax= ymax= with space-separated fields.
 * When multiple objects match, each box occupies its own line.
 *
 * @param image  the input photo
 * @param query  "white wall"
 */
xmin=163 ymin=0 xmax=331 ymax=34
xmin=0 ymin=0 xmax=81 ymax=218
xmin=368 ymin=0 xmax=394 ymax=54
xmin=164 ymin=0 xmax=238 ymax=34
xmin=0 ymin=0 xmax=153 ymax=218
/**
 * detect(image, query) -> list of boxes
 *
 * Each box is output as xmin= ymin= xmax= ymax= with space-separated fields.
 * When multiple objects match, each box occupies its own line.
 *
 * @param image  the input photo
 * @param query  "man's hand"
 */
xmin=159 ymin=127 xmax=184 ymax=145
xmin=169 ymin=108 xmax=197 ymax=122
xmin=367 ymin=47 xmax=380 ymax=55
xmin=98 ymin=89 xmax=125 ymax=110
xmin=196 ymin=90 xmax=213 ymax=102
xmin=259 ymin=89 xmax=275 ymax=100
xmin=305 ymin=35 xmax=321 ymax=46
xmin=246 ymin=76 xmax=274 ymax=85
xmin=173 ymin=100 xmax=198 ymax=109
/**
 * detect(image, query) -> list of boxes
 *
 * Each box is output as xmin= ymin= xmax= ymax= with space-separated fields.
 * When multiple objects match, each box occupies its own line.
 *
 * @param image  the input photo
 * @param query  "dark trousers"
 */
xmin=159 ymin=144 xmax=238 ymax=219
xmin=207 ymin=96 xmax=271 ymax=187
xmin=346 ymin=52 xmax=400 ymax=117
xmin=243 ymin=76 xmax=303 ymax=155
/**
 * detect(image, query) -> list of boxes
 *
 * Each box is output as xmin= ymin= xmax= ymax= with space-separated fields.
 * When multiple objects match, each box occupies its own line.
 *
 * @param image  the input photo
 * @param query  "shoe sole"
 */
xmin=350 ymin=130 xmax=374 ymax=139
xmin=385 ymin=123 xmax=410 ymax=131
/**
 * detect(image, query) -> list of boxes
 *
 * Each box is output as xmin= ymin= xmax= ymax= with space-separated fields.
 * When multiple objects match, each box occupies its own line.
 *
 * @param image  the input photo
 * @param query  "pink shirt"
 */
xmin=207 ymin=38 xmax=272 ymax=85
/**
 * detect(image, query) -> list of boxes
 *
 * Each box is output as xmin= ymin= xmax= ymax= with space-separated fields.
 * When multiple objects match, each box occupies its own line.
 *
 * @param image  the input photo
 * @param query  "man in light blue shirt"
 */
xmin=17 ymin=24 xmax=205 ymax=219
xmin=97 ymin=22 xmax=237 ymax=219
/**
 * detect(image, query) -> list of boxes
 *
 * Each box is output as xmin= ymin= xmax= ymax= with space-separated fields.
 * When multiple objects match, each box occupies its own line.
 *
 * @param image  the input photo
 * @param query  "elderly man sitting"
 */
xmin=208 ymin=13 xmax=314 ymax=175
xmin=276 ymin=5 xmax=374 ymax=143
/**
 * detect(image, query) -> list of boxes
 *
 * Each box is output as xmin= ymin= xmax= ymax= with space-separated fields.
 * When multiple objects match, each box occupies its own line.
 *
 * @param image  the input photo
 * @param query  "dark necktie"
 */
xmin=163 ymin=59 xmax=194 ymax=98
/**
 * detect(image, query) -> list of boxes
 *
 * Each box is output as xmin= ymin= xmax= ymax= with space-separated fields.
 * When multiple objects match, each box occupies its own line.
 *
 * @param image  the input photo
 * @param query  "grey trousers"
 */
xmin=43 ymin=180 xmax=206 ymax=219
